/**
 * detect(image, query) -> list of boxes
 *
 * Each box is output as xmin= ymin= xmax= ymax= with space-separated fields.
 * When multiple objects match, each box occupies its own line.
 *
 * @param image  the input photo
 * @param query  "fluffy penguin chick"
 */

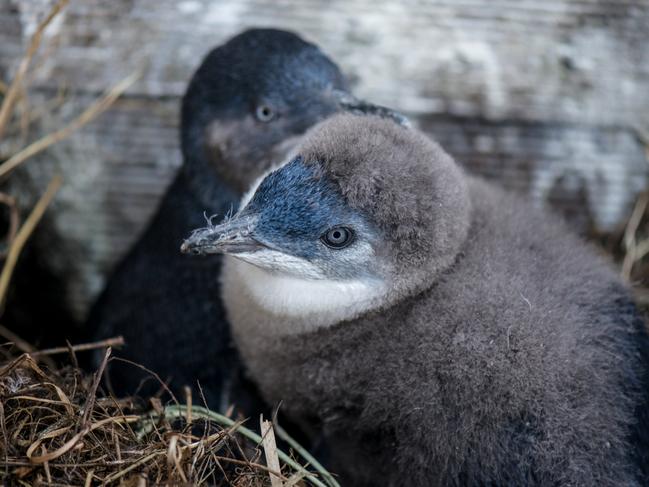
xmin=182 ymin=114 xmax=649 ymax=486
xmin=88 ymin=29 xmax=403 ymax=412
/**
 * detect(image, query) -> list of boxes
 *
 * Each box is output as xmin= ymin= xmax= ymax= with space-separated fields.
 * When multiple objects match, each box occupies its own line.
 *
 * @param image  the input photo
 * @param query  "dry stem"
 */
xmin=28 ymin=336 xmax=125 ymax=357
xmin=0 ymin=0 xmax=69 ymax=140
xmin=0 ymin=71 xmax=140 ymax=180
xmin=0 ymin=175 xmax=62 ymax=313
xmin=622 ymin=192 xmax=649 ymax=281
xmin=260 ymin=416 xmax=283 ymax=487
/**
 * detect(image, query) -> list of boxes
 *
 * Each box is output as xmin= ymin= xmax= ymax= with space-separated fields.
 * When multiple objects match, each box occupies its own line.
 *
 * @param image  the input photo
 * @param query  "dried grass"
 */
xmin=614 ymin=190 xmax=649 ymax=308
xmin=0 ymin=0 xmax=69 ymax=141
xmin=604 ymin=134 xmax=649 ymax=308
xmin=0 ymin=175 xmax=61 ymax=313
xmin=0 ymin=343 xmax=334 ymax=486
xmin=0 ymin=0 xmax=139 ymax=306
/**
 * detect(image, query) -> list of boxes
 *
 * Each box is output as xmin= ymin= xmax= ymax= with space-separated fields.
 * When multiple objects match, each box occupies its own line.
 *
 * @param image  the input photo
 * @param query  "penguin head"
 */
xmin=182 ymin=114 xmax=471 ymax=300
xmin=182 ymin=29 xmax=407 ymax=195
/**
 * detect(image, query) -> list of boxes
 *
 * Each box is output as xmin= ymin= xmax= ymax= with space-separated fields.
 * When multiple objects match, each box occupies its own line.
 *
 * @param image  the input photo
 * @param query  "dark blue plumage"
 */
xmin=243 ymin=157 xmax=371 ymax=260
xmin=86 ymin=28 xmax=387 ymax=411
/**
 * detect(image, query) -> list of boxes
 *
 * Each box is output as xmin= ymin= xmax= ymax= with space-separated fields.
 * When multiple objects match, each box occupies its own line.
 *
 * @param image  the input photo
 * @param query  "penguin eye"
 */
xmin=321 ymin=226 xmax=354 ymax=249
xmin=255 ymin=104 xmax=275 ymax=122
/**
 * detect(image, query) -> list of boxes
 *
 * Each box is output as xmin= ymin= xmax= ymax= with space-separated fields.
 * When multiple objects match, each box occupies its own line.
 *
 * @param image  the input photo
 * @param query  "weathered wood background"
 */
xmin=1 ymin=0 xmax=648 ymax=320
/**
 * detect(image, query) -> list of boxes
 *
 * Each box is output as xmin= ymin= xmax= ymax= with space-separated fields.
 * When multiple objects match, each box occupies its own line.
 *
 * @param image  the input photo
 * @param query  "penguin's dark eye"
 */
xmin=255 ymin=104 xmax=275 ymax=122
xmin=321 ymin=226 xmax=354 ymax=249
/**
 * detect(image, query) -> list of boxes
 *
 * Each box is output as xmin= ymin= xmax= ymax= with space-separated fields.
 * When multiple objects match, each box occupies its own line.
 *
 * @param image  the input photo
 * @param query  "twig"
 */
xmin=184 ymin=386 xmax=192 ymax=424
xmin=0 ymin=71 xmax=140 ymax=180
xmin=621 ymin=192 xmax=649 ymax=281
xmin=632 ymin=238 xmax=649 ymax=263
xmin=17 ymin=84 xmax=30 ymax=148
xmin=80 ymin=347 xmax=111 ymax=427
xmin=210 ymin=455 xmax=286 ymax=479
xmin=110 ymin=356 xmax=180 ymax=406
xmin=41 ymin=446 xmax=51 ymax=484
xmin=0 ymin=325 xmax=57 ymax=370
xmin=0 ymin=0 xmax=69 ymax=140
xmin=64 ymin=339 xmax=79 ymax=369
xmin=275 ymin=421 xmax=341 ymax=487
xmin=83 ymin=469 xmax=94 ymax=487
xmin=158 ymin=405 xmax=328 ymax=487
xmin=0 ymin=175 xmax=62 ymax=314
xmin=29 ymin=336 xmax=125 ymax=357
xmin=26 ymin=415 xmax=139 ymax=464
xmin=100 ymin=451 xmax=163 ymax=484
xmin=1 ymin=85 xmax=68 ymax=143
xmin=0 ymin=399 xmax=8 ymax=468
xmin=260 ymin=416 xmax=283 ymax=487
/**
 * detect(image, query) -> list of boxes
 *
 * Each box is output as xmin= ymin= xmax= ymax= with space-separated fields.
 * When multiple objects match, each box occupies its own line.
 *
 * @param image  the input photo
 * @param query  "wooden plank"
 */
xmin=1 ymin=0 xmax=647 ymax=319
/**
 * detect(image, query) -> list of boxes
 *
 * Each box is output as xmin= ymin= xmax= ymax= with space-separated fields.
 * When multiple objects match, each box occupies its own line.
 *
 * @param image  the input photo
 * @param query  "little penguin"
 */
xmin=181 ymin=113 xmax=649 ymax=486
xmin=87 ymin=29 xmax=404 ymax=411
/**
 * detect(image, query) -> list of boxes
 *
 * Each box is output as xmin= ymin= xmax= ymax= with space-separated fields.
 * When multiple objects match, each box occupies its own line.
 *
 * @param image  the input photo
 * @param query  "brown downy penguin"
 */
xmin=182 ymin=114 xmax=649 ymax=486
xmin=87 ymin=29 xmax=405 ymax=413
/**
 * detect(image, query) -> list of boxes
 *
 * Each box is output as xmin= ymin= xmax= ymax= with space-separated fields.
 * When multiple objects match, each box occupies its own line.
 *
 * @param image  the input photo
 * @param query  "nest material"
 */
xmin=0 ymin=346 xmax=331 ymax=487
xmin=596 ymin=183 xmax=649 ymax=310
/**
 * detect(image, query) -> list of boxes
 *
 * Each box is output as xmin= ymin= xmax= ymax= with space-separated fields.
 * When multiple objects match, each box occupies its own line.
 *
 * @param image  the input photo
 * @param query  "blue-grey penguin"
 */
xmin=181 ymin=113 xmax=649 ymax=485
xmin=87 ymin=29 xmax=404 ymax=412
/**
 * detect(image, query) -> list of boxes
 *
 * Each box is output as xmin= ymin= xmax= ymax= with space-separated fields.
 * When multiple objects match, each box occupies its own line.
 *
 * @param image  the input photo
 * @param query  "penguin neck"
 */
xmin=223 ymin=257 xmax=389 ymax=333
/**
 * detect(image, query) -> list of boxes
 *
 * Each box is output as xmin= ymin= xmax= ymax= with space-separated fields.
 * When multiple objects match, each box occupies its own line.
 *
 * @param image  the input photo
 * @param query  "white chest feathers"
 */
xmin=221 ymin=256 xmax=387 ymax=335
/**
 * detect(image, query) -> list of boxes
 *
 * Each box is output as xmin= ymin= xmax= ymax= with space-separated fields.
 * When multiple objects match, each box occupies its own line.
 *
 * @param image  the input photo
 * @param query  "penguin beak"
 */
xmin=332 ymin=90 xmax=411 ymax=128
xmin=180 ymin=215 xmax=263 ymax=255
